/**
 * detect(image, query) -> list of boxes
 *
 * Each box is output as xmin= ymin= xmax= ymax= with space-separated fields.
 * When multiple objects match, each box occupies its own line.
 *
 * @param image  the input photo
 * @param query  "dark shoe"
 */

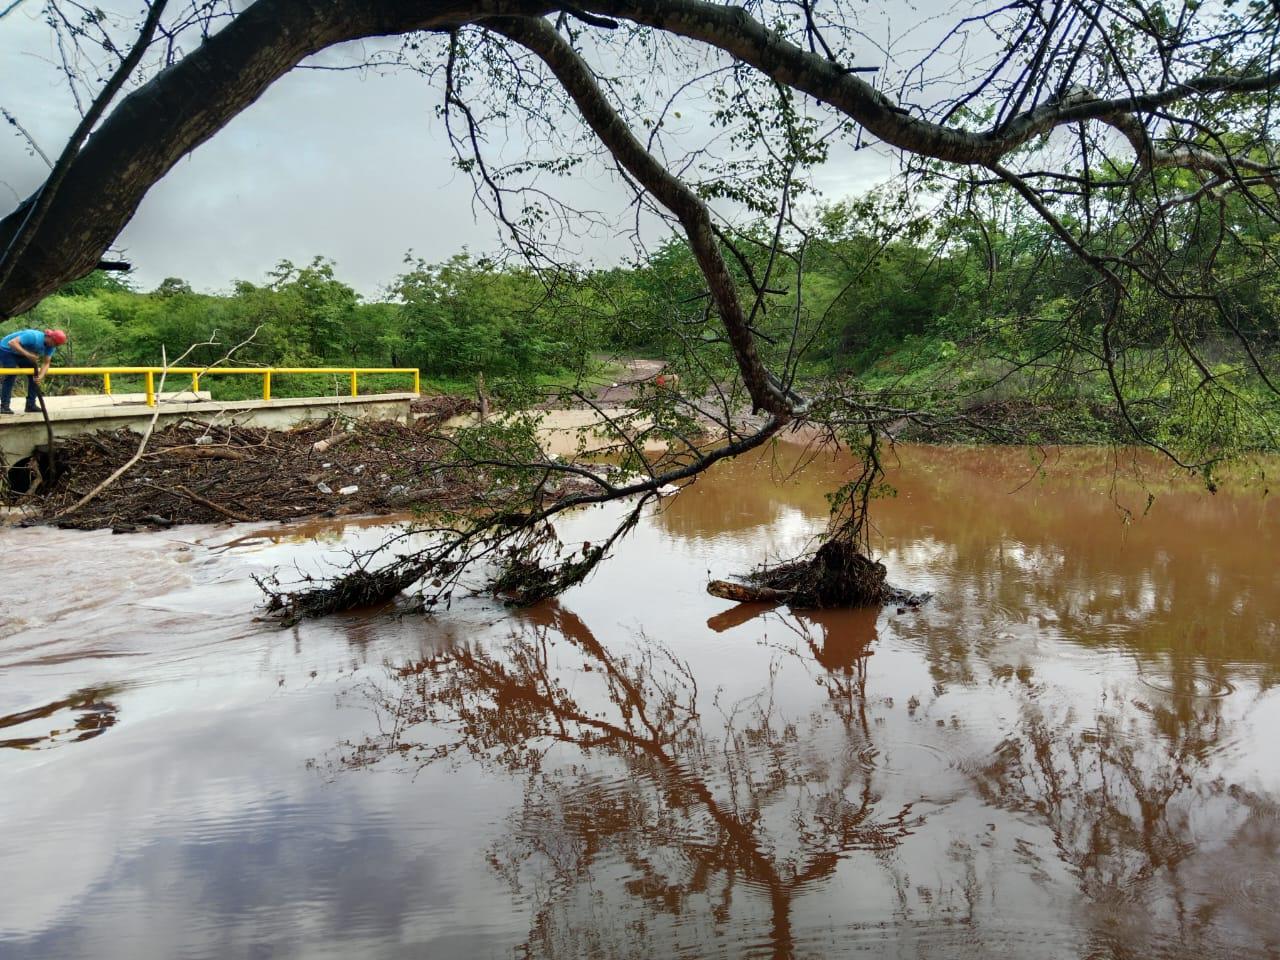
xmin=24 ymin=407 xmax=38 ymax=414
xmin=0 ymin=408 xmax=13 ymax=415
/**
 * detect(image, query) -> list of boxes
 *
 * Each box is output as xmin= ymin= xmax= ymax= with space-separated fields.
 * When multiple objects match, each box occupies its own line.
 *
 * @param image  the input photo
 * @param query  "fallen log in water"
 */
xmin=706 ymin=540 xmax=931 ymax=610
xmin=708 ymin=573 xmax=934 ymax=611
xmin=707 ymin=580 xmax=794 ymax=604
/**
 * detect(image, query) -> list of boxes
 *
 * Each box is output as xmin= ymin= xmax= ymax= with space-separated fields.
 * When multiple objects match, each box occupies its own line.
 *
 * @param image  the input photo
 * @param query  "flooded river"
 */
xmin=2 ymin=443 xmax=1279 ymax=959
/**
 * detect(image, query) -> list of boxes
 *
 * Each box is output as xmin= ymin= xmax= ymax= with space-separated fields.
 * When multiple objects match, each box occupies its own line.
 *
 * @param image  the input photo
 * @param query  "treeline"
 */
xmin=10 ymin=178 xmax=1279 ymax=449
xmin=13 ymin=256 xmax=593 ymax=383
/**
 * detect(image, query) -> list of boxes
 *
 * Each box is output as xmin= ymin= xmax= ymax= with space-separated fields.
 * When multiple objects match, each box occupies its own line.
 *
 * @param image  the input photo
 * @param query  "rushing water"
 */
xmin=2 ymin=443 xmax=1279 ymax=959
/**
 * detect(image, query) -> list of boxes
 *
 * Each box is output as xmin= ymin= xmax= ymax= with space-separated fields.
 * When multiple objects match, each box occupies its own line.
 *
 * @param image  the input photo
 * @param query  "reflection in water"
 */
xmin=0 ymin=686 xmax=120 ymax=750
xmin=2 ymin=443 xmax=1279 ymax=958
xmin=966 ymin=678 xmax=1280 ymax=958
xmin=349 ymin=603 xmax=917 ymax=958
xmin=348 ymin=597 xmax=1280 ymax=957
xmin=664 ymin=442 xmax=1280 ymax=677
xmin=333 ymin=442 xmax=1280 ymax=957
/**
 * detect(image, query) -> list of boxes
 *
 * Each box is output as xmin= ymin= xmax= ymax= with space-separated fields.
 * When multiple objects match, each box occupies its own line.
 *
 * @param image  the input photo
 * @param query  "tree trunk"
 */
xmin=707 ymin=580 xmax=793 ymax=604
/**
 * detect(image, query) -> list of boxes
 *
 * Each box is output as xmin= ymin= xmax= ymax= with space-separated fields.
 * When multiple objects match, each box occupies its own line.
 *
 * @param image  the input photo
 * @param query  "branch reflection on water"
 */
xmin=0 ymin=685 xmax=120 ymax=750
xmin=340 ymin=595 xmax=1280 ymax=957
xmin=344 ymin=603 xmax=916 ymax=958
xmin=968 ymin=674 xmax=1280 ymax=956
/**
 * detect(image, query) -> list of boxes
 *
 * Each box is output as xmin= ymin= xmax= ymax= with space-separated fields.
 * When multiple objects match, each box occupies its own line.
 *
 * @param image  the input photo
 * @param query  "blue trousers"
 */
xmin=0 ymin=350 xmax=39 ymax=411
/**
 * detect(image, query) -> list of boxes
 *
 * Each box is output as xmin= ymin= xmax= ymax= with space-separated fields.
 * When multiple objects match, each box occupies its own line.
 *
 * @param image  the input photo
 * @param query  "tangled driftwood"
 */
xmin=709 ymin=541 xmax=888 ymax=608
xmin=708 ymin=540 xmax=932 ymax=610
xmin=1 ymin=412 xmax=481 ymax=532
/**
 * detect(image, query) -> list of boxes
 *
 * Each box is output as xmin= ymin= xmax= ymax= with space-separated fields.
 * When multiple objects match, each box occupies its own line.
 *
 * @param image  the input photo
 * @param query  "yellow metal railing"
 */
xmin=2 ymin=366 xmax=421 ymax=406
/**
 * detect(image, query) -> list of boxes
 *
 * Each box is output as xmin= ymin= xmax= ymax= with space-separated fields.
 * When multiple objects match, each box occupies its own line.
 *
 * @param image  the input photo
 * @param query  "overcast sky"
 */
xmin=0 ymin=4 xmax=909 ymax=298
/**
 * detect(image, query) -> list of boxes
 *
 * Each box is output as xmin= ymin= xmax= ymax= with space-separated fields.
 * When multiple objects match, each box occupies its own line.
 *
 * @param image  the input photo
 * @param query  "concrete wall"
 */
xmin=0 ymin=393 xmax=415 ymax=466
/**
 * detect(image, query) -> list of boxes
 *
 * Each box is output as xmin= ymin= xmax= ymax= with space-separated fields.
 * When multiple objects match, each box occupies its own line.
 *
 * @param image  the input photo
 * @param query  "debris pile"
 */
xmin=1 ymin=416 xmax=488 ymax=532
xmin=708 ymin=540 xmax=933 ymax=610
xmin=410 ymin=394 xmax=477 ymax=423
xmin=260 ymin=559 xmax=431 ymax=623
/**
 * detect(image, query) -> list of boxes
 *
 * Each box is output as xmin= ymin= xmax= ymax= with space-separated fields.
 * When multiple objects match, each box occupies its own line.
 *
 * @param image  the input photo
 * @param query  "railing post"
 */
xmin=263 ymin=371 xmax=272 ymax=402
xmin=191 ymin=373 xmax=199 ymax=395
xmin=145 ymin=371 xmax=155 ymax=407
xmin=413 ymin=368 xmax=420 ymax=394
xmin=103 ymin=372 xmax=112 ymax=395
xmin=350 ymin=370 xmax=358 ymax=397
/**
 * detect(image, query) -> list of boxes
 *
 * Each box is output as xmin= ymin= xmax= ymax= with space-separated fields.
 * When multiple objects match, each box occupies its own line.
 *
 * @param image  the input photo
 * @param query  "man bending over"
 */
xmin=0 ymin=328 xmax=66 ymax=414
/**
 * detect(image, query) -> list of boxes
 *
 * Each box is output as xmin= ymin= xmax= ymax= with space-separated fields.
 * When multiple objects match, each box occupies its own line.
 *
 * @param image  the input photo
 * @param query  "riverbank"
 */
xmin=853 ymin=337 xmax=1280 ymax=452
xmin=2 ymin=370 xmax=1268 ymax=533
xmin=0 ymin=365 xmax=709 ymax=532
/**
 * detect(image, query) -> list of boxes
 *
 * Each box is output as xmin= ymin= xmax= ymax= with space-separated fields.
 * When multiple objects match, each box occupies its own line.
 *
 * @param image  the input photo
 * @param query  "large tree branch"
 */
xmin=0 ymin=0 xmax=170 ymax=301
xmin=487 ymin=15 xmax=797 ymax=416
xmin=0 ymin=0 xmax=552 ymax=317
xmin=579 ymin=0 xmax=1280 ymax=163
xmin=3 ymin=0 xmax=1277 ymax=319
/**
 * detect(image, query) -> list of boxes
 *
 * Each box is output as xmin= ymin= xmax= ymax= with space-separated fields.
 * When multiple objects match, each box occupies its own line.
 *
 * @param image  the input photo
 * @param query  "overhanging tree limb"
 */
xmin=0 ymin=0 xmax=169 ymax=308
xmin=487 ymin=15 xmax=796 ymax=417
xmin=0 ymin=0 xmax=556 ymax=316
xmin=576 ymin=0 xmax=1280 ymax=164
xmin=3 ymin=1 xmax=1277 ymax=319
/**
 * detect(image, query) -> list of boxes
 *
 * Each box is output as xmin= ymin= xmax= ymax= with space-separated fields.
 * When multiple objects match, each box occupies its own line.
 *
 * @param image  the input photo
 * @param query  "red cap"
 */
xmin=45 ymin=329 xmax=67 ymax=345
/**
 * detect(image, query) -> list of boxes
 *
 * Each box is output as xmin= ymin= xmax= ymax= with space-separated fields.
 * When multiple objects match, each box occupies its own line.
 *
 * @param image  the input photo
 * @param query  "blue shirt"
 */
xmin=0 ymin=330 xmax=54 ymax=358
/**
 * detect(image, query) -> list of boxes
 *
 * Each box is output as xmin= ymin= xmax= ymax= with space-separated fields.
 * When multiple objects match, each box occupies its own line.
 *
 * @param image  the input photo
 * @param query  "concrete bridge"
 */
xmin=0 ymin=366 xmax=419 ymax=466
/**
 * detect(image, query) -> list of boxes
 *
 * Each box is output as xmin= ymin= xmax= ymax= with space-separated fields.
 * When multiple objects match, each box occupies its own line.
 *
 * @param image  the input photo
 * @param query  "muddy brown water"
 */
xmin=2 ymin=443 xmax=1279 ymax=959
